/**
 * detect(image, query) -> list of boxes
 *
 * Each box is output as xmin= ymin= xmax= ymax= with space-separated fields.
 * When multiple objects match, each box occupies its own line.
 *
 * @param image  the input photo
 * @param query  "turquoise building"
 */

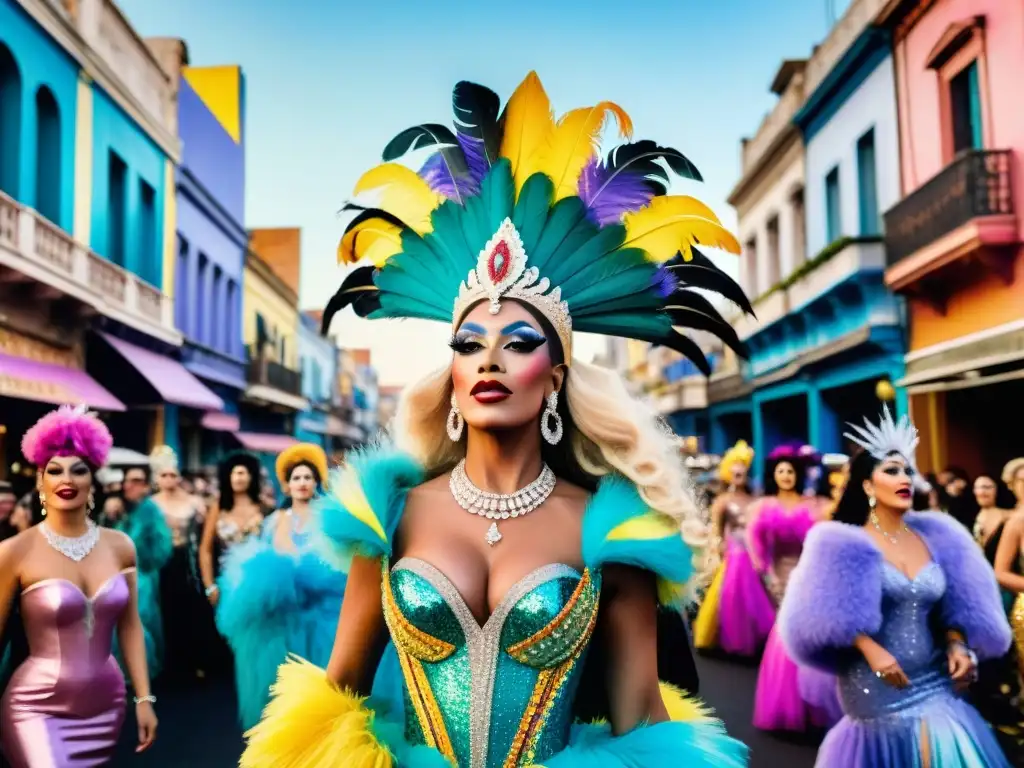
xmin=710 ymin=21 xmax=907 ymax=480
xmin=0 ymin=0 xmax=78 ymax=230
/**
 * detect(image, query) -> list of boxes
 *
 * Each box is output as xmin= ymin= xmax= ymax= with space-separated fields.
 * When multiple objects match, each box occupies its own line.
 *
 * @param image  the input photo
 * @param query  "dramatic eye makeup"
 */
xmin=880 ymin=458 xmax=911 ymax=477
xmin=45 ymin=460 xmax=89 ymax=476
xmin=501 ymin=321 xmax=547 ymax=354
xmin=449 ymin=322 xmax=487 ymax=355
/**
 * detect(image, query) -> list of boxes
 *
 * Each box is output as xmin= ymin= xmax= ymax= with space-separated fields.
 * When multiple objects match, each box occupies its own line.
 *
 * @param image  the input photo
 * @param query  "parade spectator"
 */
xmin=0 ymin=483 xmax=16 ymax=542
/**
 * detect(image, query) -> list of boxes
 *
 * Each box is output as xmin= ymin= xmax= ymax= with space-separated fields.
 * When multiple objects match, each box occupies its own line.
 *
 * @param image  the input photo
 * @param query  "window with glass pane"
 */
xmin=856 ymin=128 xmax=880 ymax=236
xmin=950 ymin=60 xmax=983 ymax=153
xmin=825 ymin=166 xmax=841 ymax=243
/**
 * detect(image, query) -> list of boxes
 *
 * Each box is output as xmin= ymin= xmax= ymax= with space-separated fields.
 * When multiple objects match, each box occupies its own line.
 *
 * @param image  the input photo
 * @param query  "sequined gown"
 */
xmin=1 ymin=570 xmax=134 ymax=767
xmin=717 ymin=500 xmax=775 ymax=655
xmin=816 ymin=561 xmax=1010 ymax=767
xmin=157 ymin=498 xmax=207 ymax=684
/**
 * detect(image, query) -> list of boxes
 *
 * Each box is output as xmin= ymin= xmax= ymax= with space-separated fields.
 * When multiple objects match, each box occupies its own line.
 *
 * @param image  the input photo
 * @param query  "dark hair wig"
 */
xmin=218 ymin=452 xmax=261 ymax=511
xmin=763 ymin=456 xmax=809 ymax=497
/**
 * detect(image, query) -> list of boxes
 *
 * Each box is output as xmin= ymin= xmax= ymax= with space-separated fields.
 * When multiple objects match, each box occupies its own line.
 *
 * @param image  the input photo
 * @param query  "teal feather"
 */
xmin=460 ymin=159 xmax=514 ymax=253
xmin=557 ymin=248 xmax=648 ymax=297
xmin=544 ymin=719 xmax=748 ymax=768
xmin=564 ymin=263 xmax=658 ymax=313
xmin=571 ymin=290 xmax=663 ymax=318
xmin=427 ymin=202 xmax=478 ymax=286
xmin=374 ymin=263 xmax=450 ymax=311
xmin=313 ymin=444 xmax=425 ymax=568
xmin=529 ymin=198 xmax=589 ymax=275
xmin=574 ymin=311 xmax=673 ymax=339
xmin=581 ymin=476 xmax=693 ymax=588
xmin=512 ymin=173 xmax=554 ymax=255
xmin=544 ymin=223 xmax=626 ymax=288
xmin=374 ymin=293 xmax=451 ymax=323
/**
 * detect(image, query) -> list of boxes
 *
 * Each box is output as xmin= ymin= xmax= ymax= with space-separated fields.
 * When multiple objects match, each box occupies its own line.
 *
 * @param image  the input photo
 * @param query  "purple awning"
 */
xmin=98 ymin=333 xmax=224 ymax=411
xmin=234 ymin=432 xmax=299 ymax=454
xmin=0 ymin=352 xmax=125 ymax=411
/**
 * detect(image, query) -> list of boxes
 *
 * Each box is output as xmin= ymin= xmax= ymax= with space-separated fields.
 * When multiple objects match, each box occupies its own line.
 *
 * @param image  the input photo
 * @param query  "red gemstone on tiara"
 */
xmin=488 ymin=241 xmax=511 ymax=283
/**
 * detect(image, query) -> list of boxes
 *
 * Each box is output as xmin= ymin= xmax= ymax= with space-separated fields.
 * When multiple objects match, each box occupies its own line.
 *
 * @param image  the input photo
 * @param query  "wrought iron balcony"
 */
xmin=883 ymin=150 xmax=1014 ymax=269
xmin=245 ymin=353 xmax=302 ymax=396
xmin=0 ymin=191 xmax=178 ymax=344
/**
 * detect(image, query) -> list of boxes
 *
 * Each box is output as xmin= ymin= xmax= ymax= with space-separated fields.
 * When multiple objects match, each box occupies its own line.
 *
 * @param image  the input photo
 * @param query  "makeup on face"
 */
xmin=876 ymin=456 xmax=914 ymax=504
xmin=288 ymin=467 xmax=316 ymax=500
xmin=451 ymin=320 xmax=549 ymax=406
xmin=44 ymin=458 xmax=91 ymax=504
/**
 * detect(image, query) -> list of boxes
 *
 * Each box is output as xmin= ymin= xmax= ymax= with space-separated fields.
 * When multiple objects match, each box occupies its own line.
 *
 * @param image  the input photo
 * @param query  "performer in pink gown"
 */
xmin=0 ymin=406 xmax=157 ymax=767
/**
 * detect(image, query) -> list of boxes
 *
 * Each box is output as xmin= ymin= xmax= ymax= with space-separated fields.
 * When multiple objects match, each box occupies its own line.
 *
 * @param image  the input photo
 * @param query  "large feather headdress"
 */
xmin=323 ymin=72 xmax=754 ymax=373
xmin=844 ymin=408 xmax=930 ymax=492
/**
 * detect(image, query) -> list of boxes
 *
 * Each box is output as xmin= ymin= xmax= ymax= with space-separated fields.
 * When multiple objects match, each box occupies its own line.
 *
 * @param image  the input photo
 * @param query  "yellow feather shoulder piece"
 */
xmin=337 ymin=218 xmax=403 ymax=266
xmin=622 ymin=195 xmax=741 ymax=262
xmin=498 ymin=72 xmax=555 ymax=193
xmin=240 ymin=656 xmax=395 ymax=768
xmin=353 ymin=163 xmax=442 ymax=235
xmin=538 ymin=101 xmax=633 ymax=202
xmin=659 ymin=681 xmax=715 ymax=722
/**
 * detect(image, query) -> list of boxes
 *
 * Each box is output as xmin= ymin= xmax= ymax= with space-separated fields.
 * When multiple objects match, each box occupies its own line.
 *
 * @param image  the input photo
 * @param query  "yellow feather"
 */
xmin=337 ymin=219 xmax=403 ymax=267
xmin=498 ymin=72 xmax=555 ymax=192
xmin=606 ymin=511 xmax=678 ymax=542
xmin=659 ymin=681 xmax=715 ymax=721
xmin=353 ymin=163 xmax=441 ymax=235
xmin=335 ymin=469 xmax=388 ymax=545
xmin=623 ymin=196 xmax=741 ymax=262
xmin=538 ymin=101 xmax=634 ymax=202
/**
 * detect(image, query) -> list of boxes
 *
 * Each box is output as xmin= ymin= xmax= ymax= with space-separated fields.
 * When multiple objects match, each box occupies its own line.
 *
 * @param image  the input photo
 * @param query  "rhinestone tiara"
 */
xmin=452 ymin=218 xmax=573 ymax=359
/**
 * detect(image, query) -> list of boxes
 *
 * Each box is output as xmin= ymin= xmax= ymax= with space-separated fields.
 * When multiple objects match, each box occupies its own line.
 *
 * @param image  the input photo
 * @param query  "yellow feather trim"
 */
xmin=538 ymin=101 xmax=633 ymax=203
xmin=353 ymin=163 xmax=441 ymax=236
xmin=659 ymin=681 xmax=715 ymax=721
xmin=275 ymin=443 xmax=330 ymax=490
xmin=240 ymin=656 xmax=394 ymax=768
xmin=498 ymin=72 xmax=555 ymax=193
xmin=336 ymin=468 xmax=388 ymax=545
xmin=606 ymin=511 xmax=679 ymax=542
xmin=622 ymin=195 xmax=741 ymax=262
xmin=337 ymin=218 xmax=404 ymax=266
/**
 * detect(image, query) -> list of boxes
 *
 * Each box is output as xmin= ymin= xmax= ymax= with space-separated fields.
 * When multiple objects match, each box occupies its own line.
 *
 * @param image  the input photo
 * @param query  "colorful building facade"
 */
xmin=880 ymin=0 xmax=1024 ymax=476
xmin=295 ymin=312 xmax=340 ymax=450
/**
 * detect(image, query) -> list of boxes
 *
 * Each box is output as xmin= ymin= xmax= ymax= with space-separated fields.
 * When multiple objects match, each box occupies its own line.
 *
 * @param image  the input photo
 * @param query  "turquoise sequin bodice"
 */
xmin=384 ymin=557 xmax=601 ymax=768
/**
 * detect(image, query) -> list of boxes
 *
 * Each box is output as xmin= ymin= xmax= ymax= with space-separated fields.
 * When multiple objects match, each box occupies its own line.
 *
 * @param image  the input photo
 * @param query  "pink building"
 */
xmin=879 ymin=0 xmax=1024 ymax=475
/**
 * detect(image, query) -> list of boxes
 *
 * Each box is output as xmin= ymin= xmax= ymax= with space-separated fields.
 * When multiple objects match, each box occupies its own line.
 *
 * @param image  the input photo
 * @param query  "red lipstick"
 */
xmin=470 ymin=380 xmax=512 ymax=403
xmin=55 ymin=488 xmax=78 ymax=501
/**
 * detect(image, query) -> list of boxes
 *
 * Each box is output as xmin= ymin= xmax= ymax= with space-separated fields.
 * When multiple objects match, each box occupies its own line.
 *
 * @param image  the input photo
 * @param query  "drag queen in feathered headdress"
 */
xmin=240 ymin=72 xmax=753 ymax=767
xmin=780 ymin=409 xmax=1012 ymax=767
xmin=216 ymin=443 xmax=346 ymax=729
xmin=693 ymin=441 xmax=774 ymax=656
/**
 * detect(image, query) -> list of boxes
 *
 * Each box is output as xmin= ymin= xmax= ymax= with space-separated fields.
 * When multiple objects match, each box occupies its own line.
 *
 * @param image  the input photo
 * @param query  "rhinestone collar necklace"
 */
xmin=40 ymin=519 xmax=100 ymax=562
xmin=870 ymin=511 xmax=908 ymax=546
xmin=449 ymin=459 xmax=556 ymax=547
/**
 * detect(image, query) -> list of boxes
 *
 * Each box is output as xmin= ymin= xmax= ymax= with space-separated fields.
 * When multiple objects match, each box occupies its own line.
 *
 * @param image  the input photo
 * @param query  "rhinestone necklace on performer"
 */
xmin=449 ymin=459 xmax=556 ymax=546
xmin=40 ymin=518 xmax=101 ymax=562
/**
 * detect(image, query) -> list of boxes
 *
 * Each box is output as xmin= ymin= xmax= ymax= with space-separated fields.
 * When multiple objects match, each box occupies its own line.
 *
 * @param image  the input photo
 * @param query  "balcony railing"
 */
xmin=883 ymin=150 xmax=1014 ymax=267
xmin=0 ymin=191 xmax=177 ymax=343
xmin=246 ymin=355 xmax=302 ymax=396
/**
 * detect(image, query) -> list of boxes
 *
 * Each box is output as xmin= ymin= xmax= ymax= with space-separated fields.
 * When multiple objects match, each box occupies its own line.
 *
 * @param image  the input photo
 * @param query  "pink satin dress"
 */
xmin=1 ymin=568 xmax=133 ymax=767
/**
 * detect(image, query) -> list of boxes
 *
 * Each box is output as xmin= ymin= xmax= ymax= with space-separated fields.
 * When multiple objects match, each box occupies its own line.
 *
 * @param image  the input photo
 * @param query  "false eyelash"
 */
xmin=506 ymin=338 xmax=547 ymax=353
xmin=448 ymin=338 xmax=482 ymax=354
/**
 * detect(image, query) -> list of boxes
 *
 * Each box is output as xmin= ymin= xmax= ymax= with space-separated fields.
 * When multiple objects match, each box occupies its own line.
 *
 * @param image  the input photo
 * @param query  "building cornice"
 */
xmin=176 ymin=168 xmax=248 ymax=251
xmin=16 ymin=0 xmax=181 ymax=161
xmin=245 ymin=248 xmax=298 ymax=307
xmin=727 ymin=127 xmax=802 ymax=211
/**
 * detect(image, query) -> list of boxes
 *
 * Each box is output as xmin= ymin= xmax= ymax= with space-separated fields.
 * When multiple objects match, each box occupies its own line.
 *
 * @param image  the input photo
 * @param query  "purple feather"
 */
xmin=578 ymin=158 xmax=657 ymax=227
xmin=457 ymin=135 xmax=489 ymax=187
xmin=651 ymin=265 xmax=677 ymax=298
xmin=419 ymin=153 xmax=479 ymax=202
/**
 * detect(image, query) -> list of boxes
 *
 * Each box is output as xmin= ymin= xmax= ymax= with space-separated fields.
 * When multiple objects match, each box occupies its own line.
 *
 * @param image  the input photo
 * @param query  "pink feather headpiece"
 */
xmin=21 ymin=404 xmax=113 ymax=468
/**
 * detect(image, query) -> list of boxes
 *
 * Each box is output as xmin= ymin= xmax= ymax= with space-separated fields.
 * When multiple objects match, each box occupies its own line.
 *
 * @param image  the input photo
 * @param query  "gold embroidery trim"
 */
xmin=507 ymin=569 xmax=596 ymax=666
xmin=396 ymin=646 xmax=455 ymax=759
xmin=382 ymin=563 xmax=456 ymax=662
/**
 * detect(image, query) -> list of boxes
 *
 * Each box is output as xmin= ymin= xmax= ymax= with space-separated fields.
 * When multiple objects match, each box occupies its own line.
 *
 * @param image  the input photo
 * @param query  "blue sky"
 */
xmin=121 ymin=0 xmax=850 ymax=383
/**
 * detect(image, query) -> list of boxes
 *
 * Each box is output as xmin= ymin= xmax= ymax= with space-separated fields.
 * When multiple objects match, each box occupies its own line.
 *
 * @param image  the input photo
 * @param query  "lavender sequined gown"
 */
xmin=1 ymin=570 xmax=132 ymax=767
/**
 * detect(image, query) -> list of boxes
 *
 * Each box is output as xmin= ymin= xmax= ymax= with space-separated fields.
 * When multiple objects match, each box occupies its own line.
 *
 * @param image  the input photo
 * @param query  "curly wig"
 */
xmin=218 ymin=451 xmax=261 ymax=511
xmin=22 ymin=405 xmax=113 ymax=469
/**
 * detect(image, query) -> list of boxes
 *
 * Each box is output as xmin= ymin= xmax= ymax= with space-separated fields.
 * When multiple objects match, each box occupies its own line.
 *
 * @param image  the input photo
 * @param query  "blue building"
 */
xmin=295 ymin=313 xmax=339 ymax=451
xmin=709 ymin=20 xmax=907 ymax=480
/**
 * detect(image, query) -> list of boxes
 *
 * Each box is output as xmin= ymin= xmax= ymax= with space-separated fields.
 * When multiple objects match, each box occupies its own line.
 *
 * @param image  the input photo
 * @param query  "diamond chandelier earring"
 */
xmin=541 ymin=391 xmax=563 ymax=445
xmin=39 ymin=492 xmax=46 ymax=517
xmin=447 ymin=392 xmax=464 ymax=442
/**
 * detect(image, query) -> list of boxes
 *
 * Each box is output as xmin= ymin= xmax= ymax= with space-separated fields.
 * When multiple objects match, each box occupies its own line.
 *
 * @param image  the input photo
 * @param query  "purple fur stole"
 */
xmin=779 ymin=512 xmax=1011 ymax=672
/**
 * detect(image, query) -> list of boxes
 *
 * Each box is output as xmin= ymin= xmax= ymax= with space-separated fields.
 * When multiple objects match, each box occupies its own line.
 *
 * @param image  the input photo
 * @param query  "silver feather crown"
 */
xmin=843 ymin=408 xmax=930 ymax=491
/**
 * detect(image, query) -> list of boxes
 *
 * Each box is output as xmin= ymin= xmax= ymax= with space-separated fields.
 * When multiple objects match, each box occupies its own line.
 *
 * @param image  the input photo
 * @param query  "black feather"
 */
xmin=667 ymin=247 xmax=755 ymax=316
xmin=660 ymin=332 xmax=713 ymax=376
xmin=665 ymin=290 xmax=749 ymax=358
xmin=341 ymin=206 xmax=410 ymax=238
xmin=452 ymin=81 xmax=502 ymax=166
xmin=602 ymin=140 xmax=703 ymax=196
xmin=321 ymin=267 xmax=380 ymax=335
xmin=382 ymin=124 xmax=470 ymax=202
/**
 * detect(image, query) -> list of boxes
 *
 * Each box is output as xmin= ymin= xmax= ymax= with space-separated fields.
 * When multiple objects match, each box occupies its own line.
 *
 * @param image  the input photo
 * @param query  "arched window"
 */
xmin=0 ymin=44 xmax=22 ymax=198
xmin=34 ymin=86 xmax=61 ymax=224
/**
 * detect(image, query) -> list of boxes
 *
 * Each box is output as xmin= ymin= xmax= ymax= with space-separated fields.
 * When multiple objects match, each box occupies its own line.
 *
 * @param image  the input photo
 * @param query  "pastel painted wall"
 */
xmin=243 ymin=262 xmax=299 ymax=369
xmin=298 ymin=314 xmax=336 ymax=404
xmin=804 ymin=54 xmax=901 ymax=256
xmin=0 ymin=0 xmax=79 ymax=232
xmin=175 ymin=69 xmax=246 ymax=375
xmin=89 ymin=86 xmax=168 ymax=289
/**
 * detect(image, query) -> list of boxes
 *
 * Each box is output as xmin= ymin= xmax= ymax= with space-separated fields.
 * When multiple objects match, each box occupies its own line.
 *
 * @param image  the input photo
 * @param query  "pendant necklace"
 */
xmin=870 ymin=511 xmax=908 ymax=546
xmin=40 ymin=518 xmax=100 ymax=562
xmin=449 ymin=459 xmax=556 ymax=546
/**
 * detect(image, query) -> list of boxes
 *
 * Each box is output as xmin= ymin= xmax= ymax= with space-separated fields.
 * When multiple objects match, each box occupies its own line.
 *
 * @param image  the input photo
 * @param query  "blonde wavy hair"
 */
xmin=391 ymin=357 xmax=712 ymax=586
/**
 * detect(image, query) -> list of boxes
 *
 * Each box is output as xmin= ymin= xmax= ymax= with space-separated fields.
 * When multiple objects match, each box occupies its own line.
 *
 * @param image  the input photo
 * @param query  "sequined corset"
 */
xmin=837 ymin=562 xmax=952 ymax=720
xmin=722 ymin=501 xmax=747 ymax=545
xmin=217 ymin=515 xmax=262 ymax=546
xmin=384 ymin=557 xmax=600 ymax=768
